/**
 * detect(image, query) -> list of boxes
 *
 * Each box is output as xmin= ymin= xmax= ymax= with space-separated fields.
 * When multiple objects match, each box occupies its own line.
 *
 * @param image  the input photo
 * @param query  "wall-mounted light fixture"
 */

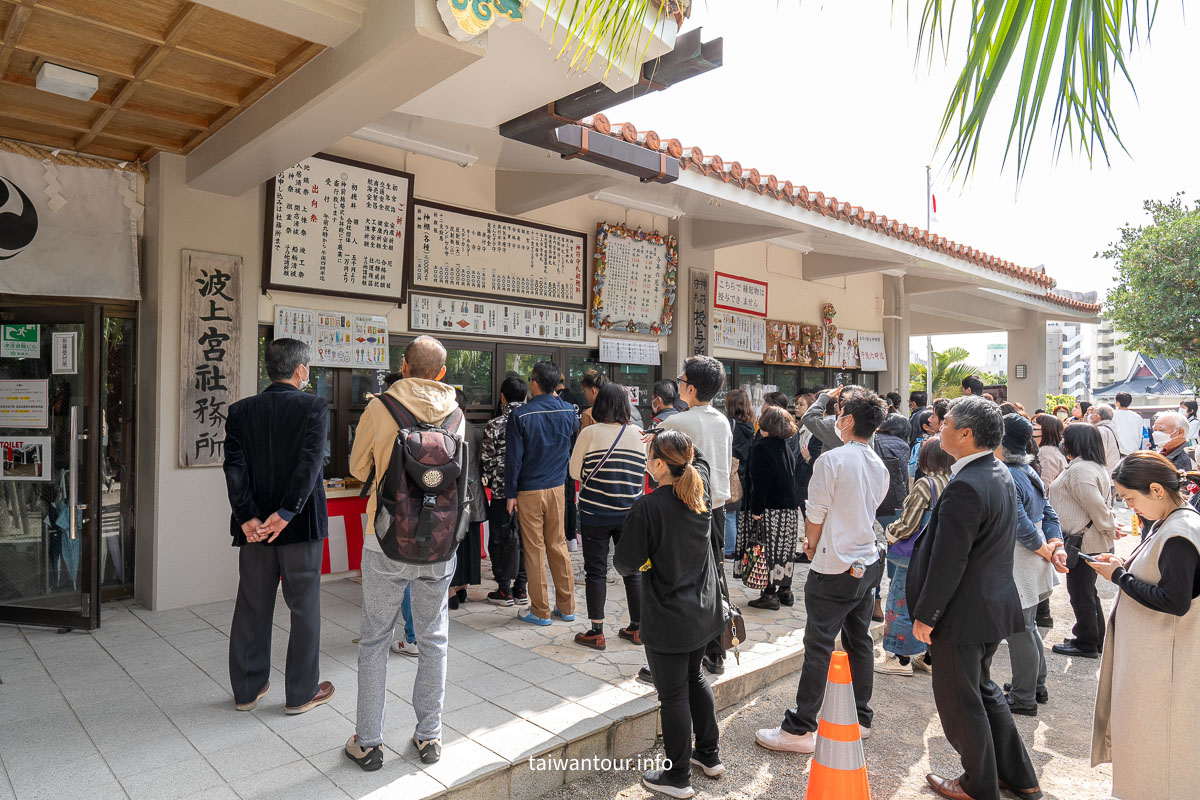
xmin=590 ymin=190 xmax=683 ymax=219
xmin=351 ymin=127 xmax=478 ymax=168
xmin=1014 ymin=364 xmax=1028 ymax=379
xmin=36 ymin=62 xmax=98 ymax=101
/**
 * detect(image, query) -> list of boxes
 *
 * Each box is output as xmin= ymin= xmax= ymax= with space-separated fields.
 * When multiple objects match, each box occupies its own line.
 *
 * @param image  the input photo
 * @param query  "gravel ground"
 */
xmin=543 ymin=534 xmax=1137 ymax=800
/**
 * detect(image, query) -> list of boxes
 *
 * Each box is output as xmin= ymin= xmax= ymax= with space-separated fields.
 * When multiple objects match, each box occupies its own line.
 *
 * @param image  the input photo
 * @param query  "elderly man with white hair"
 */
xmin=1085 ymin=404 xmax=1124 ymax=472
xmin=1152 ymin=411 xmax=1197 ymax=472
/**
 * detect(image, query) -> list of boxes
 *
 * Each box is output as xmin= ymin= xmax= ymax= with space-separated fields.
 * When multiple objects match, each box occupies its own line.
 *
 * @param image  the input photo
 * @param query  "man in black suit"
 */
xmin=224 ymin=338 xmax=335 ymax=715
xmin=908 ymin=396 xmax=1041 ymax=800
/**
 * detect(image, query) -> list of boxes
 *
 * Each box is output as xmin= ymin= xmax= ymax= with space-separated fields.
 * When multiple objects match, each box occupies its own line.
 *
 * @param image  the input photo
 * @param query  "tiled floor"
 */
xmin=0 ymin=552 xmax=827 ymax=800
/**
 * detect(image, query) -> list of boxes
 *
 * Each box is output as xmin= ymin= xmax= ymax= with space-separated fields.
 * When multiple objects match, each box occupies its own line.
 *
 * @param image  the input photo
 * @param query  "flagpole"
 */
xmin=925 ymin=166 xmax=934 ymax=399
xmin=926 ymin=165 xmax=932 ymax=231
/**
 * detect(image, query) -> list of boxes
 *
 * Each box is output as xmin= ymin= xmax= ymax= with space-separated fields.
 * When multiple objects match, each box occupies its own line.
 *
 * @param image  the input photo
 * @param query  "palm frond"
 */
xmin=539 ymin=0 xmax=668 ymax=80
xmin=908 ymin=0 xmax=1159 ymax=180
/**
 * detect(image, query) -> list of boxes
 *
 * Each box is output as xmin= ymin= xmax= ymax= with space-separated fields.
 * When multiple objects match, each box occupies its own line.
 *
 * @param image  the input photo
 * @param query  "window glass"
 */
xmin=615 ymin=364 xmax=652 ymax=427
xmin=351 ymin=370 xmax=384 ymax=405
xmin=714 ymin=363 xmax=734 ymax=409
xmin=504 ymin=351 xmax=553 ymax=384
xmin=770 ymin=366 xmax=800 ymax=402
xmin=444 ymin=349 xmax=493 ymax=407
xmin=567 ymin=354 xmax=606 ymax=407
xmin=858 ymin=372 xmax=878 ymax=391
xmin=256 ymin=333 xmax=333 ymax=400
xmin=738 ymin=362 xmax=766 ymax=410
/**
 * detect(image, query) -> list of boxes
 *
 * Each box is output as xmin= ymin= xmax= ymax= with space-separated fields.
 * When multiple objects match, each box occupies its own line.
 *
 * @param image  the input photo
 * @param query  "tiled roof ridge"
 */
xmin=581 ymin=113 xmax=1102 ymax=315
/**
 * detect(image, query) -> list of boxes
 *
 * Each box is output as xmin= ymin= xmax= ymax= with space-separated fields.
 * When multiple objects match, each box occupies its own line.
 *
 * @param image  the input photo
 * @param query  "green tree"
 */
xmin=1102 ymin=195 xmax=1200 ymax=394
xmin=911 ymin=346 xmax=985 ymax=397
xmin=550 ymin=1 xmax=1159 ymax=178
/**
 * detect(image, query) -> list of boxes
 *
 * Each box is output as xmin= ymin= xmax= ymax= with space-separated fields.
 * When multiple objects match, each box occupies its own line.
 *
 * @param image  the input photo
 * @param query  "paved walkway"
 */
xmin=0 ymin=549 xmax=839 ymax=800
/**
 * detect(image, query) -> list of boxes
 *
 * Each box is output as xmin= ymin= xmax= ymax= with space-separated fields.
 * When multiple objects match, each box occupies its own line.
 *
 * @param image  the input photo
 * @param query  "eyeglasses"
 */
xmin=676 ymin=376 xmax=688 ymax=385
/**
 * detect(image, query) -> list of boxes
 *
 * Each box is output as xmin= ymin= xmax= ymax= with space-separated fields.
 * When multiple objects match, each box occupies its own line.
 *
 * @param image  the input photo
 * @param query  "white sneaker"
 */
xmin=874 ymin=654 xmax=913 ymax=675
xmin=391 ymin=640 xmax=419 ymax=657
xmin=859 ymin=725 xmax=871 ymax=740
xmin=754 ymin=726 xmax=815 ymax=753
xmin=567 ymin=538 xmax=579 ymax=552
xmin=912 ymin=654 xmax=933 ymax=674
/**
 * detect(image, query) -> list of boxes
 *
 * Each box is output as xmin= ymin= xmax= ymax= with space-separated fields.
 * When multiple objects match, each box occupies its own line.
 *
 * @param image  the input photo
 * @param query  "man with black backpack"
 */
xmin=345 ymin=335 xmax=467 ymax=771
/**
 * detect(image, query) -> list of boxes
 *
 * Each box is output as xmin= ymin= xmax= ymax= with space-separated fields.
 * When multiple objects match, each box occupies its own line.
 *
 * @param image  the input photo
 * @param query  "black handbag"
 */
xmin=716 ymin=553 xmax=747 ymax=664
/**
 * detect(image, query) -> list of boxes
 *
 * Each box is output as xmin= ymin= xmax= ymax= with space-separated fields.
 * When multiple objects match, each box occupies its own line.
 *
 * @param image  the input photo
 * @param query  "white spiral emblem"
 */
xmin=421 ymin=470 xmax=441 ymax=488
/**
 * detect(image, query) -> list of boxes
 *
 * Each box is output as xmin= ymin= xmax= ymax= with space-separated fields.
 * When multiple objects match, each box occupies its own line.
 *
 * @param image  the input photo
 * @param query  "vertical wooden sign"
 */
xmin=179 ymin=250 xmax=242 ymax=467
xmin=689 ymin=268 xmax=710 ymax=357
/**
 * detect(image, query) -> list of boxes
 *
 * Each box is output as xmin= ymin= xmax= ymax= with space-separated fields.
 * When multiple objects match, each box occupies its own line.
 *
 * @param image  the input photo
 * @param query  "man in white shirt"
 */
xmin=756 ymin=390 xmax=888 ymax=754
xmin=659 ymin=355 xmax=733 ymax=675
xmin=1112 ymin=392 xmax=1145 ymax=455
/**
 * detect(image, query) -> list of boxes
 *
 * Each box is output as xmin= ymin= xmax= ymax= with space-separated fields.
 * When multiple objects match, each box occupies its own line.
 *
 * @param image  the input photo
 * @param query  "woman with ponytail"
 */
xmin=1091 ymin=451 xmax=1200 ymax=800
xmin=615 ymin=429 xmax=724 ymax=798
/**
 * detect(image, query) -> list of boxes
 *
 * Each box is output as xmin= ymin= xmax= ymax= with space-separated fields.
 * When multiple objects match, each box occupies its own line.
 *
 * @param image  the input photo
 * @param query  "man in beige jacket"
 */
xmin=344 ymin=335 xmax=464 ymax=771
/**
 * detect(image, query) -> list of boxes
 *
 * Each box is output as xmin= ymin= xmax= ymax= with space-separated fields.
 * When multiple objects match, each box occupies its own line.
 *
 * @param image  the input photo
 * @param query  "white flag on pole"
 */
xmin=926 ymin=168 xmax=939 ymax=226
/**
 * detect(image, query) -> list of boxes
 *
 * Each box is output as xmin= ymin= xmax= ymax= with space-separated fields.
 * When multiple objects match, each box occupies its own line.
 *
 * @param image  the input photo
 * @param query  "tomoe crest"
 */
xmin=0 ymin=176 xmax=38 ymax=260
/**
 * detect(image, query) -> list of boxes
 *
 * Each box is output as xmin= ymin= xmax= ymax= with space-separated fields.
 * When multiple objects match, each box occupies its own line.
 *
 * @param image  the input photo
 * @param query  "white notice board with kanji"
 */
xmin=263 ymin=153 xmax=415 ymax=304
xmin=590 ymin=223 xmax=678 ymax=335
xmin=273 ymin=305 xmax=389 ymax=369
xmin=411 ymin=201 xmax=586 ymax=309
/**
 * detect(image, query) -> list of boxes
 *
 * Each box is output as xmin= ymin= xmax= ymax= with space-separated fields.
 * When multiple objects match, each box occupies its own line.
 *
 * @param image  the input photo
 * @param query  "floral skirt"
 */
xmin=737 ymin=508 xmax=798 ymax=593
xmin=882 ymin=552 xmax=927 ymax=657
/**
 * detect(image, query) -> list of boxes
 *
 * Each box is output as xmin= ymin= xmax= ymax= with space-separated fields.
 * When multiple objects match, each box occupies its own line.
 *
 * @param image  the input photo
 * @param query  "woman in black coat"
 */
xmin=746 ymin=406 xmax=799 ymax=610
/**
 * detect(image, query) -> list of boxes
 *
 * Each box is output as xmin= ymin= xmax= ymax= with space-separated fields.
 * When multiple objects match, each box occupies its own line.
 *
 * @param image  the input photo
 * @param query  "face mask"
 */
xmin=835 ymin=418 xmax=850 ymax=443
xmin=1152 ymin=430 xmax=1172 ymax=448
xmin=299 ymin=366 xmax=311 ymax=391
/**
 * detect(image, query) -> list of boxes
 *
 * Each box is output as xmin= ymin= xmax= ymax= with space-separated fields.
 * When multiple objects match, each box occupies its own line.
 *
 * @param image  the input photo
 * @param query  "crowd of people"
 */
xmin=223 ymin=339 xmax=1200 ymax=800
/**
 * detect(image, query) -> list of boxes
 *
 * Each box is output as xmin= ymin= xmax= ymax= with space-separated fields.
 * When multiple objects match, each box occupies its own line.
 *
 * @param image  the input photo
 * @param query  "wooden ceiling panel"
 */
xmin=0 ymin=0 xmax=325 ymax=162
xmin=17 ymin=7 xmax=152 ymax=79
xmin=31 ymin=0 xmax=188 ymax=44
xmin=150 ymin=48 xmax=259 ymax=106
xmin=178 ymin=8 xmax=307 ymax=76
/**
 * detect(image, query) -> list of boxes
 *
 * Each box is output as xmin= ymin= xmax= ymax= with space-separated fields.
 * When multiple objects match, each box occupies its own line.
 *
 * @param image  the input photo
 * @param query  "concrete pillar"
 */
xmin=881 ymin=275 xmax=910 ymax=402
xmin=665 ymin=216 xmax=714 ymax=380
xmin=1006 ymin=313 xmax=1049 ymax=412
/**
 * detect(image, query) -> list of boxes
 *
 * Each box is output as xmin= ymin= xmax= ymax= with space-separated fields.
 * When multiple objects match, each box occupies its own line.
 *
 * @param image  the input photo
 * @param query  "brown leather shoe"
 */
xmin=998 ymin=779 xmax=1044 ymax=798
xmin=574 ymin=630 xmax=606 ymax=650
xmin=618 ymin=627 xmax=642 ymax=646
xmin=234 ymin=680 xmax=269 ymax=711
xmin=284 ymin=681 xmax=335 ymax=715
xmin=926 ymin=773 xmax=977 ymax=800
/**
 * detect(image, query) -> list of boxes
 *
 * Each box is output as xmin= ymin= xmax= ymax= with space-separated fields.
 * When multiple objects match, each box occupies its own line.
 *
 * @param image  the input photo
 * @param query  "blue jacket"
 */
xmin=1008 ymin=463 xmax=1062 ymax=550
xmin=504 ymin=393 xmax=580 ymax=496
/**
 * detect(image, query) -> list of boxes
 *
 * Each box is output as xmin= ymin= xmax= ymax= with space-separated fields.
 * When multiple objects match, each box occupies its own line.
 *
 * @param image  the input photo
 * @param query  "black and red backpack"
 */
xmin=372 ymin=394 xmax=470 ymax=563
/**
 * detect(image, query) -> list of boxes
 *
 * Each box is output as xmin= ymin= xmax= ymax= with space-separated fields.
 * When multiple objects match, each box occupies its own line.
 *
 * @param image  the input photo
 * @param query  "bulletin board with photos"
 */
xmin=263 ymin=152 xmax=415 ymax=304
xmin=409 ymin=201 xmax=588 ymax=310
xmin=764 ymin=319 xmax=823 ymax=367
xmin=590 ymin=222 xmax=678 ymax=335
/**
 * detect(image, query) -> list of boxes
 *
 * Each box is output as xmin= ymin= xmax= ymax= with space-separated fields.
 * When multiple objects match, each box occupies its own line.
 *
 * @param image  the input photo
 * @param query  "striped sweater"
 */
xmin=569 ymin=422 xmax=647 ymax=525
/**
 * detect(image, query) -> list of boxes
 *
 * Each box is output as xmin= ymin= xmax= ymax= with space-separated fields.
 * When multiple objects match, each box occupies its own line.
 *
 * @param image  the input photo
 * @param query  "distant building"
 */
xmin=986 ymin=343 xmax=1007 ymax=376
xmin=1094 ymin=352 xmax=1193 ymax=408
xmin=1093 ymin=319 xmax=1137 ymax=393
xmin=1047 ymin=321 xmax=1088 ymax=399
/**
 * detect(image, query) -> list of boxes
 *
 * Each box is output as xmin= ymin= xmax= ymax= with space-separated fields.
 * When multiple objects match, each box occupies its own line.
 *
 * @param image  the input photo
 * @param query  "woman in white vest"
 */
xmin=1091 ymin=451 xmax=1200 ymax=800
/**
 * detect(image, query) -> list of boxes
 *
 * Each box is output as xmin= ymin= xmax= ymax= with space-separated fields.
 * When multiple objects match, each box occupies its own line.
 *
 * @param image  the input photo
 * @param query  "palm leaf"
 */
xmin=539 ymin=0 xmax=667 ymax=80
xmin=907 ymin=0 xmax=1159 ymax=180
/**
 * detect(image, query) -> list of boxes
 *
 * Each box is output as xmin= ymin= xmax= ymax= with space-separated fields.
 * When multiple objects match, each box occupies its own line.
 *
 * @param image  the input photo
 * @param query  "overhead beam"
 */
xmin=0 ymin=0 xmax=34 ymax=77
xmin=803 ymin=253 xmax=903 ymax=281
xmin=908 ymin=310 xmax=1001 ymax=336
xmin=186 ymin=2 xmax=482 ymax=195
xmin=910 ymin=289 xmax=1030 ymax=331
xmin=904 ymin=275 xmax=980 ymax=295
xmin=191 ymin=0 xmax=367 ymax=48
xmin=495 ymin=171 xmax=617 ymax=217
xmin=690 ymin=220 xmax=796 ymax=251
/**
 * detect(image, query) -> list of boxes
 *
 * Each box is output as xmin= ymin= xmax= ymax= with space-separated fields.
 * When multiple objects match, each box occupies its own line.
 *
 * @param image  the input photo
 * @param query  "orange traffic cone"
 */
xmin=805 ymin=650 xmax=871 ymax=800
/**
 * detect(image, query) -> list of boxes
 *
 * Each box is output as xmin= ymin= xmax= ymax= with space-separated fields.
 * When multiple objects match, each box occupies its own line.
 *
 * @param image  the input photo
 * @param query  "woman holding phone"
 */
xmin=1091 ymin=452 xmax=1200 ymax=800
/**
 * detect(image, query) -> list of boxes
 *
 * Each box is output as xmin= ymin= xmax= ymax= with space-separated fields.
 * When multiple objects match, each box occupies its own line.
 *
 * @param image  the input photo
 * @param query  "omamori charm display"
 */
xmin=590 ymin=222 xmax=678 ymax=335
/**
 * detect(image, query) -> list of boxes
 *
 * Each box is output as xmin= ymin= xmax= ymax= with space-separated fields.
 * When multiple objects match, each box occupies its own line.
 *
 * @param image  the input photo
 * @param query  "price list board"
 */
xmin=410 ymin=201 xmax=586 ymax=309
xmin=263 ymin=153 xmax=415 ymax=303
xmin=409 ymin=293 xmax=586 ymax=344
xmin=274 ymin=305 xmax=390 ymax=369
xmin=712 ymin=311 xmax=766 ymax=354
xmin=590 ymin=222 xmax=678 ymax=335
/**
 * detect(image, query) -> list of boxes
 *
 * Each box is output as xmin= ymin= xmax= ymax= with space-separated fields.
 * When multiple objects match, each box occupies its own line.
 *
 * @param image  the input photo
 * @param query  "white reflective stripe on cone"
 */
xmin=819 ymin=680 xmax=858 ymax=726
xmin=813 ymin=736 xmax=866 ymax=771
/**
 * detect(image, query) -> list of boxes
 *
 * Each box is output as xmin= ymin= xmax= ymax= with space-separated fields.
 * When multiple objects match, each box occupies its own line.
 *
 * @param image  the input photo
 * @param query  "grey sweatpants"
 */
xmin=356 ymin=548 xmax=455 ymax=746
xmin=1006 ymin=604 xmax=1047 ymax=709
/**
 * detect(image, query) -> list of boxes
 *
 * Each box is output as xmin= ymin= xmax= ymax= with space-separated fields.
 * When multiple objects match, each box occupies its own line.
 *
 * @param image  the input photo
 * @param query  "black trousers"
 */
xmin=645 ymin=644 xmax=720 ymax=785
xmin=580 ymin=522 xmax=643 ymax=623
xmin=1066 ymin=557 xmax=1106 ymax=652
xmin=564 ymin=476 xmax=578 ymax=541
xmin=930 ymin=639 xmax=1039 ymax=800
xmin=782 ymin=559 xmax=882 ymax=734
xmin=704 ymin=506 xmax=728 ymax=666
xmin=487 ymin=497 xmax=526 ymax=593
xmin=229 ymin=539 xmax=323 ymax=707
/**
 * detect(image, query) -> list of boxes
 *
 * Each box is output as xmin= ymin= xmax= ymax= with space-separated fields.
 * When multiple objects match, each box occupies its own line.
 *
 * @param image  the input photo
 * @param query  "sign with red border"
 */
xmin=713 ymin=271 xmax=768 ymax=317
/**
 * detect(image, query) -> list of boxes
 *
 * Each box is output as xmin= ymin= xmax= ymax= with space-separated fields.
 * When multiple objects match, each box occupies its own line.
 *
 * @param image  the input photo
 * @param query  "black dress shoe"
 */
xmin=1003 ymin=683 xmax=1048 ymax=704
xmin=925 ymin=773 xmax=977 ymax=800
xmin=1051 ymin=642 xmax=1099 ymax=658
xmin=636 ymin=666 xmax=654 ymax=685
xmin=748 ymin=593 xmax=780 ymax=611
xmin=702 ymin=654 xmax=725 ymax=675
xmin=777 ymin=590 xmax=795 ymax=607
xmin=998 ymin=778 xmax=1044 ymax=798
xmin=1004 ymin=694 xmax=1037 ymax=717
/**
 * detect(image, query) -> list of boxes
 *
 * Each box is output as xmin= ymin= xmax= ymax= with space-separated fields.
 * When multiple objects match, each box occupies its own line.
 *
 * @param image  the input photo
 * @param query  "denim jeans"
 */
xmin=723 ymin=507 xmax=738 ymax=557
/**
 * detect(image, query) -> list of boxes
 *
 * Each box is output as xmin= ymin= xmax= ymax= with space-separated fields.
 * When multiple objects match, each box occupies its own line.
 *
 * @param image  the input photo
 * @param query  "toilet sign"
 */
xmin=1 ymin=324 xmax=39 ymax=359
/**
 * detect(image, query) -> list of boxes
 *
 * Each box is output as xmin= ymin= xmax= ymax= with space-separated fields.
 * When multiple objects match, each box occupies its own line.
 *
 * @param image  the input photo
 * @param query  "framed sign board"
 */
xmin=410 ymin=201 xmax=587 ymax=310
xmin=409 ymin=293 xmax=587 ymax=343
xmin=714 ymin=272 xmax=768 ymax=317
xmin=263 ymin=153 xmax=415 ymax=303
xmin=764 ymin=319 xmax=822 ymax=366
xmin=711 ymin=311 xmax=766 ymax=354
xmin=590 ymin=222 xmax=678 ymax=335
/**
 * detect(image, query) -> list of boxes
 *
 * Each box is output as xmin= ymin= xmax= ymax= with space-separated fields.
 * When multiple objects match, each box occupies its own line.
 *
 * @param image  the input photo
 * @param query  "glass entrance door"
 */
xmin=0 ymin=304 xmax=101 ymax=629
